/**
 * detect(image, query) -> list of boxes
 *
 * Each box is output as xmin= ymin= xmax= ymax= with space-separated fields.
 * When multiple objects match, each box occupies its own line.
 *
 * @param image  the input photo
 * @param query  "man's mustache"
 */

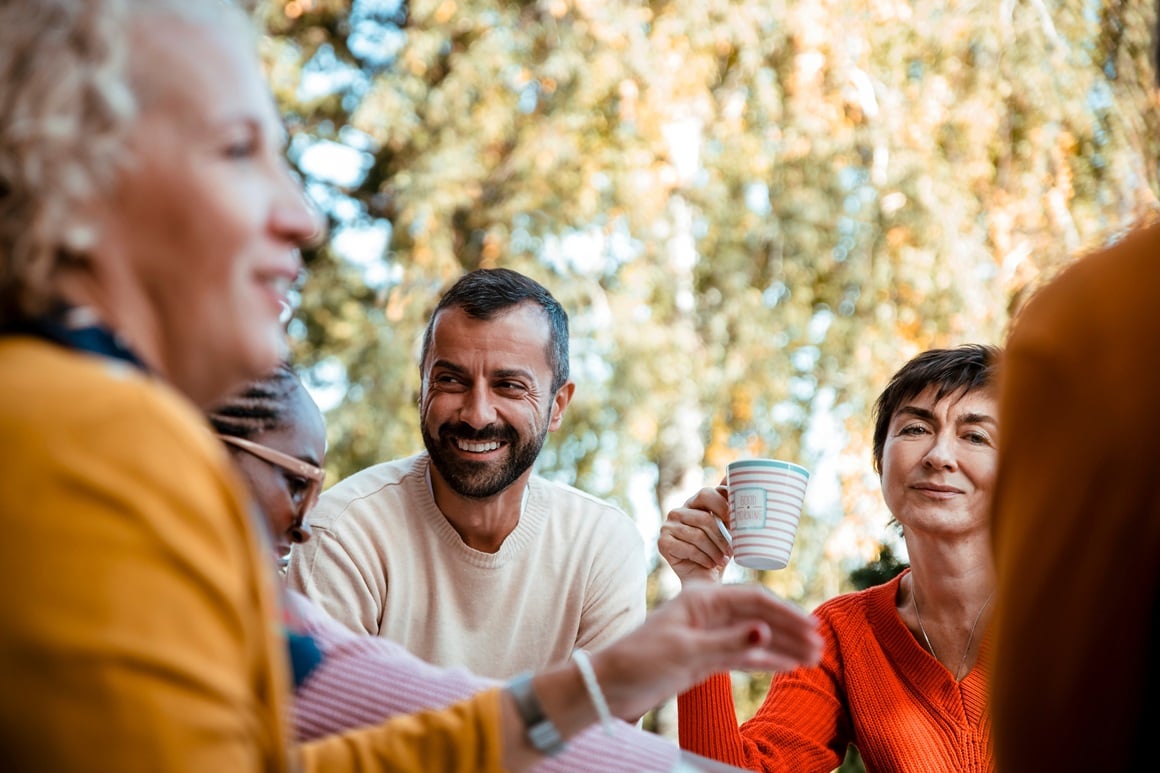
xmin=438 ymin=422 xmax=517 ymax=444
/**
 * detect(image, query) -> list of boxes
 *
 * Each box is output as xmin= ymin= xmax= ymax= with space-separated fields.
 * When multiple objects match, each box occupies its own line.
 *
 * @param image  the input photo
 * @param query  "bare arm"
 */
xmin=506 ymin=582 xmax=823 ymax=770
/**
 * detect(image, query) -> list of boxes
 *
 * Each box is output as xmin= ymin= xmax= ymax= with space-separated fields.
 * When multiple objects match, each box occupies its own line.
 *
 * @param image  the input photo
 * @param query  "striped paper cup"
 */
xmin=726 ymin=459 xmax=810 ymax=570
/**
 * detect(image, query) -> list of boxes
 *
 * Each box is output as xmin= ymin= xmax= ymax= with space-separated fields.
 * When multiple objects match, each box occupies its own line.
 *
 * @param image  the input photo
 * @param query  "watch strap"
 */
xmin=506 ymin=671 xmax=567 ymax=756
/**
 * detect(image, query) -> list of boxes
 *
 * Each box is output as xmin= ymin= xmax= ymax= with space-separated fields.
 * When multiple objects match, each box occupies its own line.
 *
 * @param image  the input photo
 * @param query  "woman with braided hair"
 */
xmin=209 ymin=362 xmax=326 ymax=573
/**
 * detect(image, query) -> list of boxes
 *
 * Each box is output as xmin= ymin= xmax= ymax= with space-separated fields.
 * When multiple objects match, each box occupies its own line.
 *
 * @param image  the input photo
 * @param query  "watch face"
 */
xmin=507 ymin=673 xmax=566 ymax=756
xmin=529 ymin=717 xmax=567 ymax=757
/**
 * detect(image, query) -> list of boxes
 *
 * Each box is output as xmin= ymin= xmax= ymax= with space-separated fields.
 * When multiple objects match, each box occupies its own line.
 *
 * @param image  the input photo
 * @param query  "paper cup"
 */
xmin=726 ymin=459 xmax=810 ymax=571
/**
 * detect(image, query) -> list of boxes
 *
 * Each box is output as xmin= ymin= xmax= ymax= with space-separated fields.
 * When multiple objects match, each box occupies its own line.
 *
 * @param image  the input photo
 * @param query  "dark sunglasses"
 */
xmin=218 ymin=434 xmax=325 ymax=521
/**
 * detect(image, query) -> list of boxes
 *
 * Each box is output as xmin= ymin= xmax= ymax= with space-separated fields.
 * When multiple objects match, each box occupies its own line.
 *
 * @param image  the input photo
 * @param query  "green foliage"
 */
xmin=836 ymin=745 xmax=866 ymax=773
xmin=849 ymin=544 xmax=909 ymax=591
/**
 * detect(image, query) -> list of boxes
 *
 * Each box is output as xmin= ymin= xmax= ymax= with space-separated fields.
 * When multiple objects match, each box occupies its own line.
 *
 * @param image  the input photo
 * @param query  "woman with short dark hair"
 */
xmin=660 ymin=345 xmax=1000 ymax=772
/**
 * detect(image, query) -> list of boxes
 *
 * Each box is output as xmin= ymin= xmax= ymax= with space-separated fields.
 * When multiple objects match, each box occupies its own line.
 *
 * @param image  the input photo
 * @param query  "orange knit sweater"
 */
xmin=677 ymin=572 xmax=993 ymax=772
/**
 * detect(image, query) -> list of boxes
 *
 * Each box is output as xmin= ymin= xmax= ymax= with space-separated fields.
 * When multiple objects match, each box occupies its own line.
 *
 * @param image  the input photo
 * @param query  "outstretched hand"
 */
xmin=591 ymin=582 xmax=823 ymax=721
xmin=658 ymin=485 xmax=733 ymax=585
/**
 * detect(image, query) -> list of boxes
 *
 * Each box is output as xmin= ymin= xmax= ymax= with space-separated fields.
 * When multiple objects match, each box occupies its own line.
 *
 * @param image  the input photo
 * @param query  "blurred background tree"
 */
xmin=256 ymin=0 xmax=1159 ymax=746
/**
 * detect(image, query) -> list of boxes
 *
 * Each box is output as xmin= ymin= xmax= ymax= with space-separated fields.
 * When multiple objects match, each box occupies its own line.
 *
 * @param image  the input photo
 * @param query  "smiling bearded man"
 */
xmin=418 ymin=300 xmax=551 ymax=502
xmin=288 ymin=269 xmax=646 ymax=679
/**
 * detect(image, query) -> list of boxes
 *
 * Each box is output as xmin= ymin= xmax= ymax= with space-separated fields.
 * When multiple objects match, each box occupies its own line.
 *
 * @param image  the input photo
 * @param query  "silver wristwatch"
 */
xmin=506 ymin=671 xmax=566 ymax=756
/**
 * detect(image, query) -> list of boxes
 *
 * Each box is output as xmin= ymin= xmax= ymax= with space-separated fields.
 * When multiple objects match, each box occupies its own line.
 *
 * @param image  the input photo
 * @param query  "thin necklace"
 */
xmin=911 ymin=583 xmax=995 ymax=681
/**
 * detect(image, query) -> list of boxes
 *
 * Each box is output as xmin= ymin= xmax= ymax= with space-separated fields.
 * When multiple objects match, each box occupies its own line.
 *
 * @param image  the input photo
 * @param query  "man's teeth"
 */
xmin=457 ymin=439 xmax=501 ymax=453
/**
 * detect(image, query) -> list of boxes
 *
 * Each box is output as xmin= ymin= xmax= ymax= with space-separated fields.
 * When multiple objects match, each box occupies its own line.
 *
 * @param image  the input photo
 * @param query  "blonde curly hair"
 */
xmin=0 ymin=0 xmax=249 ymax=326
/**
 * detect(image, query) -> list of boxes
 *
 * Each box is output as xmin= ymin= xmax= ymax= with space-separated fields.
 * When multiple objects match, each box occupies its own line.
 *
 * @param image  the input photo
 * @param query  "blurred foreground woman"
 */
xmin=991 ymin=221 xmax=1160 ymax=772
xmin=0 ymin=2 xmax=822 ymax=770
xmin=0 ymin=0 xmax=318 ymax=769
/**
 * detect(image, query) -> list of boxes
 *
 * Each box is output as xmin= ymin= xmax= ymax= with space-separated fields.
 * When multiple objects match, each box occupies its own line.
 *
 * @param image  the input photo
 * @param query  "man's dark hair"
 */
xmin=871 ymin=344 xmax=1001 ymax=474
xmin=420 ymin=268 xmax=570 ymax=393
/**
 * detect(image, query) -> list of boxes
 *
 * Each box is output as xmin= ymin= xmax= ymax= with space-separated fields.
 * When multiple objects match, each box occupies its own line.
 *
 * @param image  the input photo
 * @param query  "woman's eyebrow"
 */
xmin=895 ymin=406 xmax=935 ymax=421
xmin=958 ymin=412 xmax=997 ymax=427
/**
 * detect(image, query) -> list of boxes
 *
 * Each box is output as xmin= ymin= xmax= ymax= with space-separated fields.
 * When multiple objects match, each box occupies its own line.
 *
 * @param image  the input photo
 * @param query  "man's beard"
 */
xmin=422 ymin=415 xmax=549 ymax=499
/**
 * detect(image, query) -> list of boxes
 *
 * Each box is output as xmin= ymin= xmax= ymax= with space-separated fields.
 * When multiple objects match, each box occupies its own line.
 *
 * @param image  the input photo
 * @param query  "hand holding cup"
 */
xmin=659 ymin=485 xmax=734 ymax=585
xmin=660 ymin=459 xmax=810 ymax=583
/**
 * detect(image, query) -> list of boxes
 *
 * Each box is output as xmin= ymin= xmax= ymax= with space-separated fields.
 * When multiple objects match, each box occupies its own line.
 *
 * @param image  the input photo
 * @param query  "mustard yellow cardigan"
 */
xmin=0 ymin=338 xmax=502 ymax=771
